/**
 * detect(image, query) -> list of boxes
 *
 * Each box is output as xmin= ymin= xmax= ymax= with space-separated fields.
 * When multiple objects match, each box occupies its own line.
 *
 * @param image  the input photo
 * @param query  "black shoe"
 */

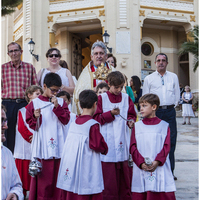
xmin=173 ymin=175 xmax=177 ymax=180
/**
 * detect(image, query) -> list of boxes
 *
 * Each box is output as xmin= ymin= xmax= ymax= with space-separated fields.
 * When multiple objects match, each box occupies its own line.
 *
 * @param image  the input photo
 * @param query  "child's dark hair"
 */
xmin=107 ymin=71 xmax=125 ymax=86
xmin=43 ymin=72 xmax=62 ymax=87
xmin=56 ymin=91 xmax=70 ymax=101
xmin=25 ymin=85 xmax=43 ymax=103
xmin=96 ymin=82 xmax=109 ymax=93
xmin=79 ymin=90 xmax=98 ymax=109
xmin=139 ymin=94 xmax=160 ymax=111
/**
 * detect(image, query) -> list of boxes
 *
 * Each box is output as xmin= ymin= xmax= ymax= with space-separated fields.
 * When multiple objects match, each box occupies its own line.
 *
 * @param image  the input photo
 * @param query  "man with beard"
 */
xmin=72 ymin=41 xmax=115 ymax=114
xmin=142 ymin=53 xmax=180 ymax=180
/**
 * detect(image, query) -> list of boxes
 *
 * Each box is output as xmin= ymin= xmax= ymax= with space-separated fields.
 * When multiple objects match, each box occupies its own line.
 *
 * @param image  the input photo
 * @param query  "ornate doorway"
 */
xmin=71 ymin=35 xmax=82 ymax=78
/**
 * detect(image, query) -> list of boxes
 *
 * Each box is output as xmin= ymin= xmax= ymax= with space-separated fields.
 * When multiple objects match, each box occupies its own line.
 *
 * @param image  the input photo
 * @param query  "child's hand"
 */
xmin=34 ymin=109 xmax=41 ymax=118
xmin=51 ymin=96 xmax=58 ymax=108
xmin=111 ymin=107 xmax=120 ymax=116
xmin=128 ymin=120 xmax=135 ymax=128
xmin=141 ymin=163 xmax=149 ymax=171
xmin=29 ymin=135 xmax=33 ymax=143
xmin=146 ymin=161 xmax=160 ymax=172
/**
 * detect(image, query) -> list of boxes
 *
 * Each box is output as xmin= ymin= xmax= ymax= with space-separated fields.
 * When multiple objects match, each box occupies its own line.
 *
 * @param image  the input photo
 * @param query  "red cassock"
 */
xmin=130 ymin=117 xmax=176 ymax=200
xmin=93 ymin=91 xmax=136 ymax=200
xmin=60 ymin=115 xmax=108 ymax=200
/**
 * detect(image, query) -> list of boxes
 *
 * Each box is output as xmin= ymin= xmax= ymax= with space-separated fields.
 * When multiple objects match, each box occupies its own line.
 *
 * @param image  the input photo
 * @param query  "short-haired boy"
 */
xmin=57 ymin=90 xmax=73 ymax=112
xmin=57 ymin=90 xmax=108 ymax=200
xmin=57 ymin=91 xmax=77 ymax=140
xmin=130 ymin=94 xmax=176 ymax=200
xmin=96 ymin=82 xmax=109 ymax=96
xmin=26 ymin=73 xmax=70 ymax=200
xmin=14 ymin=85 xmax=43 ymax=198
xmin=93 ymin=71 xmax=136 ymax=200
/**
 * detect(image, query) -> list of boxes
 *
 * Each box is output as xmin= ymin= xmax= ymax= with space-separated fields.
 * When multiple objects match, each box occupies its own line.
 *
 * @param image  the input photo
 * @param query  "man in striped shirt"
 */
xmin=1 ymin=42 xmax=38 ymax=153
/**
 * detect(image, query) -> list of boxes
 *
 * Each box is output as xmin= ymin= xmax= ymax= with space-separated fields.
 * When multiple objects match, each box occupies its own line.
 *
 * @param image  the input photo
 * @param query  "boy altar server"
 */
xmin=26 ymin=73 xmax=70 ymax=200
xmin=14 ymin=85 xmax=43 ymax=198
xmin=57 ymin=89 xmax=108 ymax=200
xmin=130 ymin=94 xmax=176 ymax=200
xmin=93 ymin=71 xmax=136 ymax=200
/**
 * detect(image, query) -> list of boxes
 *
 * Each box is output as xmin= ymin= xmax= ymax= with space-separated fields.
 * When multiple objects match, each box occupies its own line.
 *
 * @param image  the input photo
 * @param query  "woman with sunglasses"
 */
xmin=37 ymin=48 xmax=75 ymax=95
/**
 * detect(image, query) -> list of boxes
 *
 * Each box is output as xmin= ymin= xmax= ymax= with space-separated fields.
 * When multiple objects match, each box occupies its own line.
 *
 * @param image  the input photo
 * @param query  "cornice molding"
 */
xmin=49 ymin=5 xmax=104 ymax=14
xmin=140 ymin=6 xmax=194 ymax=14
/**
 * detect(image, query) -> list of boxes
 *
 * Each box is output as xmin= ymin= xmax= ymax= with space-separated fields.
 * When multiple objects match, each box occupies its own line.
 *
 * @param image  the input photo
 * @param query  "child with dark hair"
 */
xmin=130 ymin=93 xmax=176 ymax=200
xmin=96 ymin=82 xmax=109 ymax=96
xmin=93 ymin=71 xmax=136 ymax=200
xmin=26 ymin=72 xmax=70 ymax=200
xmin=57 ymin=91 xmax=77 ymax=140
xmin=57 ymin=90 xmax=108 ymax=200
xmin=57 ymin=91 xmax=71 ymax=105
xmin=14 ymin=85 xmax=43 ymax=198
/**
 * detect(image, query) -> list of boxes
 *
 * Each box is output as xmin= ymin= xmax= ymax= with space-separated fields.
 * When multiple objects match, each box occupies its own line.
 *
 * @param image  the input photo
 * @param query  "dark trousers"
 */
xmin=2 ymin=100 xmax=27 ymax=153
xmin=156 ymin=107 xmax=177 ymax=173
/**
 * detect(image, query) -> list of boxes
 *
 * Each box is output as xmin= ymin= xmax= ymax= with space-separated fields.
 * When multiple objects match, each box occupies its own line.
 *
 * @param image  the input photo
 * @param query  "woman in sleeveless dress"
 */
xmin=37 ymin=48 xmax=75 ymax=95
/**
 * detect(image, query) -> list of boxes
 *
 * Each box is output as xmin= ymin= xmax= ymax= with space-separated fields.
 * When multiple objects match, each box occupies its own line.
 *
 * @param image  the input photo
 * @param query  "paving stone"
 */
xmin=174 ymin=117 xmax=198 ymax=200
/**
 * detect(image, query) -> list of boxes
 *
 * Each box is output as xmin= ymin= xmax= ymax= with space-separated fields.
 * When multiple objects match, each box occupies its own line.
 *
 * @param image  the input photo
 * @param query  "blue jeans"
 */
xmin=156 ymin=107 xmax=177 ymax=174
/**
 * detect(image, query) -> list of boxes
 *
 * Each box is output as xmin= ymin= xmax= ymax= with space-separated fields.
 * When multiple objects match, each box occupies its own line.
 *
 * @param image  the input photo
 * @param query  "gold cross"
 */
xmin=47 ymin=16 xmax=53 ymax=23
xmin=139 ymin=10 xmax=145 ymax=16
xmin=99 ymin=10 xmax=105 ymax=17
xmin=190 ymin=15 xmax=195 ymax=22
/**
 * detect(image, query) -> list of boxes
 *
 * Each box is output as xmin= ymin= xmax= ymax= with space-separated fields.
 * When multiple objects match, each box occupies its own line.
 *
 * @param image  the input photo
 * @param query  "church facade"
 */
xmin=1 ymin=0 xmax=199 ymax=92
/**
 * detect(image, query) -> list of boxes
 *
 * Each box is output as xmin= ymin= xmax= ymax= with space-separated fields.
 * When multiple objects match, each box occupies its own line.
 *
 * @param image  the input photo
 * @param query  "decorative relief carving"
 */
xmin=140 ymin=0 xmax=193 ymax=12
xmin=190 ymin=15 xmax=195 ymax=22
xmin=47 ymin=16 xmax=53 ymax=23
xmin=119 ymin=0 xmax=127 ymax=26
xmin=14 ymin=25 xmax=23 ymax=41
xmin=99 ymin=9 xmax=105 ymax=17
xmin=139 ymin=10 xmax=145 ymax=16
xmin=14 ymin=17 xmax=23 ymax=31
xmin=25 ymin=0 xmax=31 ymax=37
xmin=49 ymin=0 xmax=104 ymax=12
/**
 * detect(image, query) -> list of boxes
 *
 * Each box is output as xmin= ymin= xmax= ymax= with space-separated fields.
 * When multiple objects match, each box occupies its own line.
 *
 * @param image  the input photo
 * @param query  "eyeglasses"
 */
xmin=48 ymin=54 xmax=60 ymax=58
xmin=48 ymin=87 xmax=61 ymax=94
xmin=156 ymin=59 xmax=167 ymax=63
xmin=2 ymin=119 xmax=7 ymax=127
xmin=8 ymin=49 xmax=20 ymax=54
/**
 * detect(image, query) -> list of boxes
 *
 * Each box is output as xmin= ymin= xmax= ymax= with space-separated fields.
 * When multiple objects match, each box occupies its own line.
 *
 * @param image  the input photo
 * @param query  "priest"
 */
xmin=72 ymin=41 xmax=115 ymax=114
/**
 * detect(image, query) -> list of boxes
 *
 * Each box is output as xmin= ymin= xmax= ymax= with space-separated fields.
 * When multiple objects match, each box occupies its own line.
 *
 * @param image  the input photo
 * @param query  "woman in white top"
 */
xmin=37 ymin=48 xmax=75 ymax=95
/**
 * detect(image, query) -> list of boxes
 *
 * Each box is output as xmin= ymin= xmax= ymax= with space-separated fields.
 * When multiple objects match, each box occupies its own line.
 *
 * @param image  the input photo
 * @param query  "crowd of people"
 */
xmin=2 ymin=40 xmax=195 ymax=200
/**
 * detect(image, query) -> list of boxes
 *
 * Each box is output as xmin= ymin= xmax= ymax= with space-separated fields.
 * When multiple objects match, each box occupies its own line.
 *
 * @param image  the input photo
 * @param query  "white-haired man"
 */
xmin=72 ymin=41 xmax=115 ymax=114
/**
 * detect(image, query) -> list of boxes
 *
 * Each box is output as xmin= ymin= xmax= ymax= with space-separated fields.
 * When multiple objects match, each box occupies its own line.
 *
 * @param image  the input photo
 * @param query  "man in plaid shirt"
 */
xmin=1 ymin=42 xmax=38 ymax=153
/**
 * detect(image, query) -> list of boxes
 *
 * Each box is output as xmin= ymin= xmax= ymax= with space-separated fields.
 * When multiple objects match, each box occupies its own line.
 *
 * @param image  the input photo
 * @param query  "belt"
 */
xmin=2 ymin=99 xmax=26 ymax=103
xmin=159 ymin=105 xmax=175 ymax=109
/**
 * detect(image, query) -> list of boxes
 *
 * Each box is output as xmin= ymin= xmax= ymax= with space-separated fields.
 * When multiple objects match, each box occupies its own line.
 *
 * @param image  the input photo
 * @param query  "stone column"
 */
xmin=23 ymin=0 xmax=50 ymax=72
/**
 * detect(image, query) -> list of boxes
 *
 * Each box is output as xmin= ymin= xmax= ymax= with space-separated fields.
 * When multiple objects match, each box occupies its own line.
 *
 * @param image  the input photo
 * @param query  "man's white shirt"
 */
xmin=142 ymin=70 xmax=180 ymax=107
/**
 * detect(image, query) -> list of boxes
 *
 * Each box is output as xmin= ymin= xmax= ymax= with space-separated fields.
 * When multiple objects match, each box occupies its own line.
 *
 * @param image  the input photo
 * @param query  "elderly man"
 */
xmin=142 ymin=53 xmax=180 ymax=180
xmin=72 ymin=41 xmax=115 ymax=114
xmin=1 ymin=105 xmax=23 ymax=200
xmin=1 ymin=42 xmax=38 ymax=153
